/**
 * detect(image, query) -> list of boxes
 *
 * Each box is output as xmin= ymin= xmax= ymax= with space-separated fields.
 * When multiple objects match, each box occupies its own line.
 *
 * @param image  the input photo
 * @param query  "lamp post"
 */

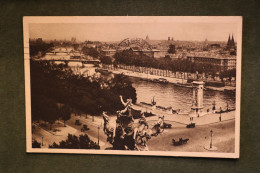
xmin=42 ymin=136 xmax=44 ymax=147
xmin=98 ymin=123 xmax=101 ymax=145
xmin=181 ymin=72 xmax=184 ymax=84
xmin=210 ymin=129 xmax=213 ymax=149
xmin=204 ymin=129 xmax=217 ymax=151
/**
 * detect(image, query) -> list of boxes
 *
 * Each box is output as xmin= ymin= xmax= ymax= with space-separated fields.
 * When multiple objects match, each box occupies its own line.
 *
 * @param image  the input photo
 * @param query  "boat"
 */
xmin=140 ymin=97 xmax=156 ymax=107
xmin=152 ymin=78 xmax=169 ymax=84
xmin=215 ymin=108 xmax=235 ymax=113
xmin=158 ymin=78 xmax=169 ymax=83
xmin=143 ymin=111 xmax=156 ymax=117
xmin=156 ymin=105 xmax=172 ymax=111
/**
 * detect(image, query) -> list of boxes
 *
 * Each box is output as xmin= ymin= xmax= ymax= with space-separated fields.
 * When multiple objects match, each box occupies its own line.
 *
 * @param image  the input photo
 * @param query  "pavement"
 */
xmin=32 ymin=107 xmax=235 ymax=150
xmin=32 ymin=116 xmax=110 ymax=149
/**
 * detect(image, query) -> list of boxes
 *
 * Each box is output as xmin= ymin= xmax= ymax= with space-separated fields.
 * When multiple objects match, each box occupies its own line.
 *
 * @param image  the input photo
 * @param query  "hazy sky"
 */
xmin=29 ymin=22 xmax=238 ymax=42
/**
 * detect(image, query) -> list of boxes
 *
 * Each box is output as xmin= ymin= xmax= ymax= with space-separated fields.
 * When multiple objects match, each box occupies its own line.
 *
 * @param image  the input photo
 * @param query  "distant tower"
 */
xmin=227 ymin=34 xmax=231 ymax=45
xmin=227 ymin=34 xmax=235 ymax=50
xmin=191 ymin=81 xmax=205 ymax=115
xmin=172 ymin=37 xmax=174 ymax=41
xmin=71 ymin=37 xmax=76 ymax=43
xmin=231 ymin=34 xmax=234 ymax=45
xmin=145 ymin=35 xmax=150 ymax=41
xmin=168 ymin=37 xmax=170 ymax=41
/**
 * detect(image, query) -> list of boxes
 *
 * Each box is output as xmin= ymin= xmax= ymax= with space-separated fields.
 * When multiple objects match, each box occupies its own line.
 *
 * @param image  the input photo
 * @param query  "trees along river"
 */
xmin=109 ymin=50 xmax=236 ymax=81
xmin=30 ymin=60 xmax=137 ymax=128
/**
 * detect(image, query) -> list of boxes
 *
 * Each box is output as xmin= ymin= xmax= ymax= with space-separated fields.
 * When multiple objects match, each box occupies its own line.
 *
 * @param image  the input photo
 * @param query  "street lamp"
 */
xmin=210 ymin=129 xmax=213 ymax=149
xmin=98 ymin=123 xmax=101 ymax=145
xmin=219 ymin=107 xmax=222 ymax=122
xmin=181 ymin=72 xmax=184 ymax=84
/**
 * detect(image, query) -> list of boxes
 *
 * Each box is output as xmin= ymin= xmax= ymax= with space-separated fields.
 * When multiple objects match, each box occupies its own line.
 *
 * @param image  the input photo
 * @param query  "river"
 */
xmin=130 ymin=77 xmax=236 ymax=112
xmin=60 ymin=61 xmax=235 ymax=112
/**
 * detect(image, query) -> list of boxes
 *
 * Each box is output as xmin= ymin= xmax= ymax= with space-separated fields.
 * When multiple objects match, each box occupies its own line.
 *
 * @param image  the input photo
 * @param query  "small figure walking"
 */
xmin=219 ymin=107 xmax=222 ymax=122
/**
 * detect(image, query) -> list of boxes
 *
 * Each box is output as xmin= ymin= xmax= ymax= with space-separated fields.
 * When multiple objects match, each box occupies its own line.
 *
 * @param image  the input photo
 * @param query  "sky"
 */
xmin=29 ymin=22 xmax=238 ymax=42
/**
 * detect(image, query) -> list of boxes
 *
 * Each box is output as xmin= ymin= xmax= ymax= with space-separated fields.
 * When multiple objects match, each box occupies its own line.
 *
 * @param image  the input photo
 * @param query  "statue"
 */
xmin=102 ymin=111 xmax=115 ymax=144
xmin=103 ymin=96 xmax=153 ymax=150
xmin=116 ymin=95 xmax=134 ymax=128
xmin=134 ymin=113 xmax=151 ymax=146
xmin=152 ymin=115 xmax=165 ymax=136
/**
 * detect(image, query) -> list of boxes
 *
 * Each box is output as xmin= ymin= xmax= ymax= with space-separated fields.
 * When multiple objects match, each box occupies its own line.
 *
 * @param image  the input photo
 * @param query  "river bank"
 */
xmin=102 ymin=66 xmax=236 ymax=92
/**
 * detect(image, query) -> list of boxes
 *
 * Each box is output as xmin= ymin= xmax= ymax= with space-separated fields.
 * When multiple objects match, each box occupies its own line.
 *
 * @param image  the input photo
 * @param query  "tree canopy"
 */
xmin=49 ymin=134 xmax=100 ymax=149
xmin=30 ymin=60 xmax=137 ymax=123
xmin=82 ymin=46 xmax=99 ymax=58
xmin=113 ymin=49 xmax=227 ymax=75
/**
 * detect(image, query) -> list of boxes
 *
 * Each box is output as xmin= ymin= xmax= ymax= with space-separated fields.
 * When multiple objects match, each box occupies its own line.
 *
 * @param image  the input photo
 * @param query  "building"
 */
xmin=101 ymin=49 xmax=117 ymax=57
xmin=187 ymin=53 xmax=236 ymax=71
xmin=227 ymin=34 xmax=236 ymax=50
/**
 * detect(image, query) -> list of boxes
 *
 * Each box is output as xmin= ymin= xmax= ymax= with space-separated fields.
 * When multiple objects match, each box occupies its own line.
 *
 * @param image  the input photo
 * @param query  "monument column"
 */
xmin=191 ymin=81 xmax=205 ymax=116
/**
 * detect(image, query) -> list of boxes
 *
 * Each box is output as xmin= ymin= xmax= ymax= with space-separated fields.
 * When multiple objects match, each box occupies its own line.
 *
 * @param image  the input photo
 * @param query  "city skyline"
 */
xmin=29 ymin=23 xmax=238 ymax=42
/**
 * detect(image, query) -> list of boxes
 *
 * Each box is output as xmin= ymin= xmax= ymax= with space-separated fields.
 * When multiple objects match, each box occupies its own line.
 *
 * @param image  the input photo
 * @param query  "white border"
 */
xmin=23 ymin=16 xmax=242 ymax=158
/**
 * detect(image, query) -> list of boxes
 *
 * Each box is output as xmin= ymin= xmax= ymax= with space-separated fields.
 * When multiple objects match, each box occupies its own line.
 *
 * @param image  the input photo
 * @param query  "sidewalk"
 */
xmin=133 ymin=104 xmax=236 ymax=126
xmin=72 ymin=105 xmax=235 ymax=130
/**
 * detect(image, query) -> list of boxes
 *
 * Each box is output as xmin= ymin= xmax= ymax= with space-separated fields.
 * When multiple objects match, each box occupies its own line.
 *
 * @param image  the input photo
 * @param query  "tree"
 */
xmin=49 ymin=134 xmax=100 ymax=149
xmin=73 ymin=44 xmax=79 ymax=51
xmin=168 ymin=44 xmax=176 ymax=54
xmin=32 ymin=140 xmax=41 ymax=148
xmin=82 ymin=46 xmax=99 ymax=58
xmin=110 ymin=74 xmax=137 ymax=104
xmin=41 ymin=97 xmax=59 ymax=130
xmin=60 ymin=104 xmax=71 ymax=127
xmin=30 ymin=59 xmax=137 ymax=122
xmin=29 ymin=40 xmax=54 ymax=57
xmin=100 ymin=56 xmax=112 ymax=64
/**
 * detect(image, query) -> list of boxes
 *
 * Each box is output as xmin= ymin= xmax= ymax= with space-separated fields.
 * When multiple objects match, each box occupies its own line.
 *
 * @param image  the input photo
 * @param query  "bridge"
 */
xmin=33 ymin=58 xmax=100 ymax=66
xmin=118 ymin=38 xmax=152 ymax=50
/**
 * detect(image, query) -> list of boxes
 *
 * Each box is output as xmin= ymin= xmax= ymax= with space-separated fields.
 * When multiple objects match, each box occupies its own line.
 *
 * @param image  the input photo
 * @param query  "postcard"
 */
xmin=24 ymin=16 xmax=242 ymax=158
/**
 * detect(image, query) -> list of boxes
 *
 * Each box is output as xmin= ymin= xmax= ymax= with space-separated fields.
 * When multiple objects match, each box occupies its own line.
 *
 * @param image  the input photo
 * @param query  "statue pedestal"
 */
xmin=204 ymin=145 xmax=218 ymax=151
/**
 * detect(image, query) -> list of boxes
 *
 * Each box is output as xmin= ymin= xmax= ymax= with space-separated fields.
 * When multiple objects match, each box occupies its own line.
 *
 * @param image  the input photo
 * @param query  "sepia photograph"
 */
xmin=23 ymin=16 xmax=242 ymax=158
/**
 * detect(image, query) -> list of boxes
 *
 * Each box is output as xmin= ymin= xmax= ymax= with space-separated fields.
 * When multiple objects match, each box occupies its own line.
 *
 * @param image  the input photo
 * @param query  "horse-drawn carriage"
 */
xmin=81 ymin=124 xmax=90 ymax=132
xmin=172 ymin=138 xmax=189 ymax=146
xmin=163 ymin=122 xmax=172 ymax=128
xmin=186 ymin=123 xmax=195 ymax=128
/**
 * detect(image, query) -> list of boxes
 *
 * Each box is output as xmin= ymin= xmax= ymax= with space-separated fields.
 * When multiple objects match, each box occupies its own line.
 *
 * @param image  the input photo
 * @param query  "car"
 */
xmin=186 ymin=123 xmax=195 ymax=128
xmin=163 ymin=122 xmax=172 ymax=128
xmin=75 ymin=119 xmax=82 ymax=126
xmin=81 ymin=124 xmax=90 ymax=132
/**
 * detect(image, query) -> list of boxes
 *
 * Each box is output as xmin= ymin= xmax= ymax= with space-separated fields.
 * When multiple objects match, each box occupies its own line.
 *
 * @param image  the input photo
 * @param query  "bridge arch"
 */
xmin=118 ymin=38 xmax=152 ymax=50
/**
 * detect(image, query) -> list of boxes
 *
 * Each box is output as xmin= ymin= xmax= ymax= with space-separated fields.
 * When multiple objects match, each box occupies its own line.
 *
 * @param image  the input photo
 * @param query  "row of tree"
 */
xmin=112 ymin=50 xmax=236 ymax=79
xmin=29 ymin=41 xmax=54 ymax=57
xmin=49 ymin=134 xmax=100 ymax=149
xmin=30 ymin=60 xmax=137 ymax=129
xmin=32 ymin=133 xmax=99 ymax=149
